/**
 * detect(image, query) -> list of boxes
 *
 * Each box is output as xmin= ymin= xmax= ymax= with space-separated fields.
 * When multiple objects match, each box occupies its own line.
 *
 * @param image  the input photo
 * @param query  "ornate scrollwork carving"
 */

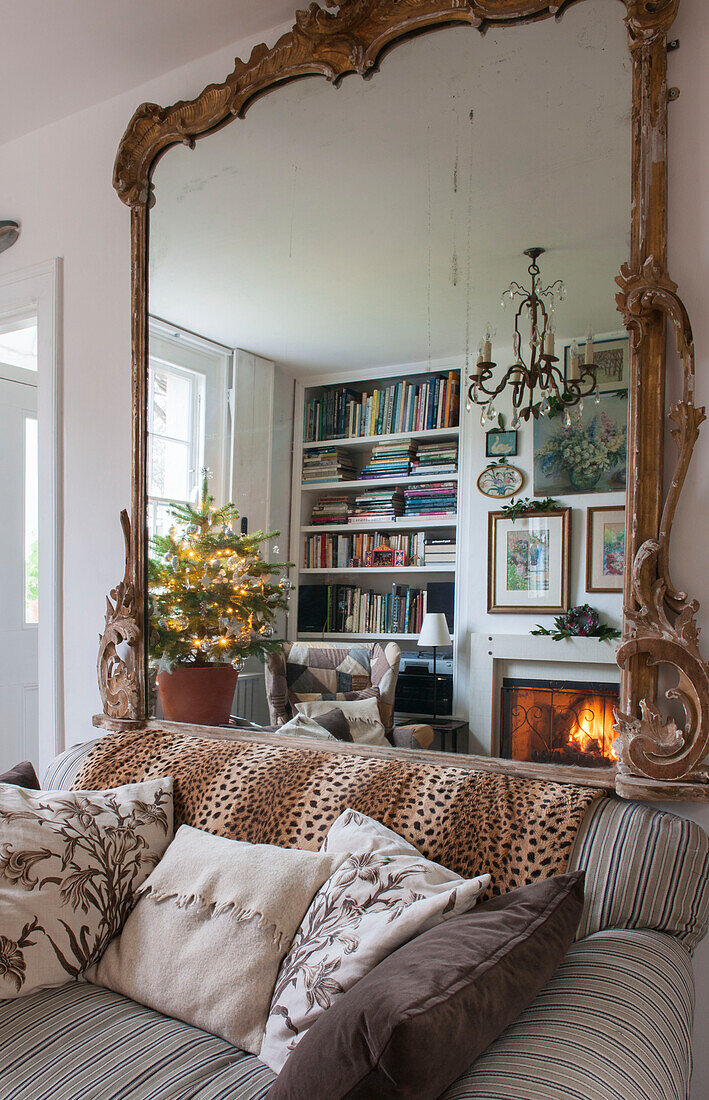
xmin=113 ymin=0 xmax=588 ymax=209
xmin=624 ymin=0 xmax=680 ymax=47
xmin=614 ymin=260 xmax=709 ymax=785
xmin=97 ymin=510 xmax=140 ymax=720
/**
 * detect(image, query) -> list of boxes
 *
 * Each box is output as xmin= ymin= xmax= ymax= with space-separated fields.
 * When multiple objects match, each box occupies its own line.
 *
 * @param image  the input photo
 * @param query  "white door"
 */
xmin=0 ymin=374 xmax=38 ymax=770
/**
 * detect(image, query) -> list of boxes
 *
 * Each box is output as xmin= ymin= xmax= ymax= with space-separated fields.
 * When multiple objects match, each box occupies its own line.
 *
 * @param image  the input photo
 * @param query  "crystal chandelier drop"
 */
xmin=467 ymin=248 xmax=600 ymax=429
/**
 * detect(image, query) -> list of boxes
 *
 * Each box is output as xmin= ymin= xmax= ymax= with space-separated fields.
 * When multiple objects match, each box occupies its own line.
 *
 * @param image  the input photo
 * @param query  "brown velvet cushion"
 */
xmin=265 ymin=871 xmax=584 ymax=1100
xmin=309 ymin=707 xmax=353 ymax=743
xmin=0 ymin=760 xmax=40 ymax=788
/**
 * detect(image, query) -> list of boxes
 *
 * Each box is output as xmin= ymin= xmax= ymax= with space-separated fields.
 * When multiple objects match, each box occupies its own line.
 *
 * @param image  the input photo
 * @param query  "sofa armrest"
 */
xmin=392 ymin=723 xmax=434 ymax=750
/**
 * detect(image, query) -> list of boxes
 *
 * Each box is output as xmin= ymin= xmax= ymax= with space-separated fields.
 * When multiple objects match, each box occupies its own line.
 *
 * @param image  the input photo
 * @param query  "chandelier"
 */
xmin=467 ymin=247 xmax=600 ymax=428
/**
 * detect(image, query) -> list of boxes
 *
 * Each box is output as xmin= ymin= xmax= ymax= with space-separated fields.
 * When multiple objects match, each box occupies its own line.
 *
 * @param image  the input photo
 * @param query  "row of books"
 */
xmin=302 ymin=448 xmax=356 ymax=484
xmin=303 ymin=532 xmax=427 ymax=569
xmin=302 ymin=371 xmax=460 ymax=442
xmin=298 ymin=583 xmax=429 ymax=635
xmin=424 ymin=536 xmax=456 ymax=566
xmin=411 ymin=441 xmax=458 ymax=476
xmin=403 ymin=482 xmax=457 ymax=517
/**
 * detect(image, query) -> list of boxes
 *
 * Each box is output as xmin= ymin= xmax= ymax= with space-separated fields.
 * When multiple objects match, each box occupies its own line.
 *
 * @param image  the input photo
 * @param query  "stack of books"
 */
xmin=310 ymin=495 xmax=352 ymax=526
xmin=358 ymin=441 xmax=417 ymax=480
xmin=302 ymin=448 xmax=356 ymax=484
xmin=423 ymin=536 xmax=456 ymax=566
xmin=411 ymin=441 xmax=458 ymax=477
xmin=351 ymin=487 xmax=404 ymax=523
xmin=302 ymin=370 xmax=460 ymax=442
xmin=402 ymin=481 xmax=457 ymax=518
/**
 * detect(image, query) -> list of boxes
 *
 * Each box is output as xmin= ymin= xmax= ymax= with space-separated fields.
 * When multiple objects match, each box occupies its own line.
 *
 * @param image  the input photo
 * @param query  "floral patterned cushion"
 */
xmin=0 ymin=778 xmax=173 ymax=999
xmin=259 ymin=808 xmax=490 ymax=1073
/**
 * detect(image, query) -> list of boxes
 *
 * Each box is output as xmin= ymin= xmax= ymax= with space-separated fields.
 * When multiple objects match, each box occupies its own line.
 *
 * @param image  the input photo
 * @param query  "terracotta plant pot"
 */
xmin=156 ymin=664 xmax=238 ymax=726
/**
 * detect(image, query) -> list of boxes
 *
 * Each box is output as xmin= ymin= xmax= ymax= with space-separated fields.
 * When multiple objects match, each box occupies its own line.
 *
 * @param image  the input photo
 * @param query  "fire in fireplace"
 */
xmin=500 ymin=678 xmax=619 ymax=768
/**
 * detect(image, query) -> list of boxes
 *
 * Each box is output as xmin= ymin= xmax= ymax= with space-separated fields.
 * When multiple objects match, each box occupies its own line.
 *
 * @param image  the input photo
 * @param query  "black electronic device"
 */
xmin=394 ymin=671 xmax=453 ymax=717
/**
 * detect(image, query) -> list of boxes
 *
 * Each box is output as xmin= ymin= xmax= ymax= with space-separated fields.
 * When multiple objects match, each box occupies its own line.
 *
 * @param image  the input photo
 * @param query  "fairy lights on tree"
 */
xmin=148 ymin=469 xmax=292 ymax=672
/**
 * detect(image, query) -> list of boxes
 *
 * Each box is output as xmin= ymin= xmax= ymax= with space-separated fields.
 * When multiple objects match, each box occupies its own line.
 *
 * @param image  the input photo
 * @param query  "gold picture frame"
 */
xmin=488 ymin=508 xmax=571 ymax=615
xmin=586 ymin=505 xmax=625 ymax=593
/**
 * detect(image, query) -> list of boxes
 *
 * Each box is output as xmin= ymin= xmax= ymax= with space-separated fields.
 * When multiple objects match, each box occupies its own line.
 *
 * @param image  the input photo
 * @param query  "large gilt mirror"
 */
xmin=99 ymin=0 xmax=708 ymax=802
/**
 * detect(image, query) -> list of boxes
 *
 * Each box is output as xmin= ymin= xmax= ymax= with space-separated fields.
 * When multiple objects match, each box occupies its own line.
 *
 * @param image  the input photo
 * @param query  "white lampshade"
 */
xmin=418 ymin=612 xmax=450 ymax=648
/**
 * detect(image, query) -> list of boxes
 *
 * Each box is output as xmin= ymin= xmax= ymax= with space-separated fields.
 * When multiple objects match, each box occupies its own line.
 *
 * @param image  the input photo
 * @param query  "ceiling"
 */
xmin=1 ymin=0 xmax=295 ymax=146
xmin=149 ymin=0 xmax=631 ymax=375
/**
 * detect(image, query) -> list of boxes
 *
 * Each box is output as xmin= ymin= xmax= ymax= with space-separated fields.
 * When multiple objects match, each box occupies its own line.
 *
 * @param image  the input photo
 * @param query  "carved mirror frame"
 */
xmin=97 ymin=0 xmax=709 ymax=802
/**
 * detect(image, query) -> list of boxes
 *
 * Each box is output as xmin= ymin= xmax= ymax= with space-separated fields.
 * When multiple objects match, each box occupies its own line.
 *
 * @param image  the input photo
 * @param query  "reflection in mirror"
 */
xmin=147 ymin=0 xmax=630 ymax=762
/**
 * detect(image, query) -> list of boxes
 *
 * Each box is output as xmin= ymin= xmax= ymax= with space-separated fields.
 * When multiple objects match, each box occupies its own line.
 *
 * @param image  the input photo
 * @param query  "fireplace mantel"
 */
xmin=469 ymin=633 xmax=620 ymax=758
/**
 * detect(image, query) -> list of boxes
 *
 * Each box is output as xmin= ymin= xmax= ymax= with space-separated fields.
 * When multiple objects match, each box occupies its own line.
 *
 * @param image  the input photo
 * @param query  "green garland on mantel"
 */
xmin=531 ymin=604 xmax=621 ymax=643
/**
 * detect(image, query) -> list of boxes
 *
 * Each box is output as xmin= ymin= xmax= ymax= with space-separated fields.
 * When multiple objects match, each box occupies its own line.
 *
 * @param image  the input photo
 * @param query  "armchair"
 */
xmin=264 ymin=641 xmax=434 ymax=750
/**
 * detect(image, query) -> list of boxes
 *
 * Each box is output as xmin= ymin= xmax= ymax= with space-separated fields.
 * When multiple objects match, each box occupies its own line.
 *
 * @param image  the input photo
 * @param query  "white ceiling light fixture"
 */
xmin=0 ymin=221 xmax=20 ymax=254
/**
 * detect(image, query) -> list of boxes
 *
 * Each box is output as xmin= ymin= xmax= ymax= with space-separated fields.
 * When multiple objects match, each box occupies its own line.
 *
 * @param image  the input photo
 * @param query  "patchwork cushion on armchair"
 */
xmin=266 ymin=642 xmax=401 ymax=730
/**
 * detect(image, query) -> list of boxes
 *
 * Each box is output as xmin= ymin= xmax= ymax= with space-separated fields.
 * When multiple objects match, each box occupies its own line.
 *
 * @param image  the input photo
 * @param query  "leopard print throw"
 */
xmin=74 ymin=729 xmax=601 ymax=896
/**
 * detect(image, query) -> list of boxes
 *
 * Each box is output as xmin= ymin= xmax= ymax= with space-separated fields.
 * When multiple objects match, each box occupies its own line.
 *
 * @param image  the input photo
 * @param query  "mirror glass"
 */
xmin=147 ymin=0 xmax=631 ymax=763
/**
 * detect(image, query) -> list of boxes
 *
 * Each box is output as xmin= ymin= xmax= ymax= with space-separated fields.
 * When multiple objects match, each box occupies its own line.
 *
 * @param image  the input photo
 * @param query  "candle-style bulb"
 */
xmin=482 ymin=324 xmax=493 ymax=364
xmin=585 ymin=329 xmax=594 ymax=366
xmin=569 ymin=340 xmax=581 ymax=381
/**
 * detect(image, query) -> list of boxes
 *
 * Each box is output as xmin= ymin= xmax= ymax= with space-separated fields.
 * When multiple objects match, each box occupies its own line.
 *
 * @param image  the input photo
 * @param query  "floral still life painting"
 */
xmin=533 ymin=391 xmax=628 ymax=495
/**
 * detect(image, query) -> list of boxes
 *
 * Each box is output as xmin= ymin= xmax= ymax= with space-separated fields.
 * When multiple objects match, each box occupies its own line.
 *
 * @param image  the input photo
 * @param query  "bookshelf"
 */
xmin=288 ymin=364 xmax=463 ymax=646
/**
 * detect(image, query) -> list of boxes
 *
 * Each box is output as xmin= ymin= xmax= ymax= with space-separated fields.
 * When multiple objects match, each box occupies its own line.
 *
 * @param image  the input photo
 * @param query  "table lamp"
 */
xmin=417 ymin=612 xmax=450 ymax=721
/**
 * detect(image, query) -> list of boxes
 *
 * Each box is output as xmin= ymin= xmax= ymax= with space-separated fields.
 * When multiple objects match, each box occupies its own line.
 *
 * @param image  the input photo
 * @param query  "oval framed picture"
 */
xmin=477 ymin=462 xmax=524 ymax=499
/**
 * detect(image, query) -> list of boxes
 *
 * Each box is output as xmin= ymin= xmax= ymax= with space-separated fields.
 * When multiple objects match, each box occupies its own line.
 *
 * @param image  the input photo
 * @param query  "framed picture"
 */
xmin=564 ymin=335 xmax=629 ymax=392
xmin=488 ymin=507 xmax=571 ymax=613
xmin=586 ymin=505 xmax=625 ymax=592
xmin=533 ymin=389 xmax=628 ymax=495
xmin=486 ymin=429 xmax=518 ymax=458
xmin=477 ymin=462 xmax=524 ymax=499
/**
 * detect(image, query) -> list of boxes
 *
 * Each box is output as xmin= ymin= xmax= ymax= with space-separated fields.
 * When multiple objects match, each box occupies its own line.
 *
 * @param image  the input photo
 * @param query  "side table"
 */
xmin=429 ymin=718 xmax=468 ymax=754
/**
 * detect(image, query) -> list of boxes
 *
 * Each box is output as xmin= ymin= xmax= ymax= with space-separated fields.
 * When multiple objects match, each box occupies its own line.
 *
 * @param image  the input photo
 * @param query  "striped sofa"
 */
xmin=1 ymin=743 xmax=707 ymax=1100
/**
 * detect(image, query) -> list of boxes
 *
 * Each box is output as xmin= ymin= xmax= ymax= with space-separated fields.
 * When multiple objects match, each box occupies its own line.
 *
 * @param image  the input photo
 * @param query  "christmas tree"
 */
xmin=148 ymin=470 xmax=292 ymax=672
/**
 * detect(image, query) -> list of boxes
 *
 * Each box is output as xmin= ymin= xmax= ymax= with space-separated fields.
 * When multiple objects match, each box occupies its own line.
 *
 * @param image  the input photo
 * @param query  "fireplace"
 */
xmin=501 ymin=678 xmax=619 ymax=768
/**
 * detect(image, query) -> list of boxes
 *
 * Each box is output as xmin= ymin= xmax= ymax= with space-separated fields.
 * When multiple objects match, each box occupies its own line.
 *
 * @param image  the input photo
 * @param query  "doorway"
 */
xmin=0 ymin=260 xmax=62 ymax=775
xmin=0 ymin=316 xmax=38 ymax=769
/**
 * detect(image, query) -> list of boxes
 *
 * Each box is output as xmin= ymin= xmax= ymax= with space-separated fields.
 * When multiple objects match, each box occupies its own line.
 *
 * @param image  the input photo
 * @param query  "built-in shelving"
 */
xmin=289 ymin=365 xmax=462 ymax=649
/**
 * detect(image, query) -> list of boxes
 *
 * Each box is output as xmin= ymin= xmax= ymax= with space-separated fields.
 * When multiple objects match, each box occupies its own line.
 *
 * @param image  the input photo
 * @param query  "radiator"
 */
xmin=233 ymin=672 xmax=270 ymax=727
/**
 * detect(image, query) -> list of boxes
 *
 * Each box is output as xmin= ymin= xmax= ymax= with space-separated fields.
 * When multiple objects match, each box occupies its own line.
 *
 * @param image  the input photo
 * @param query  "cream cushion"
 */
xmin=295 ymin=695 xmax=388 ymax=746
xmin=260 ymin=808 xmax=491 ymax=1072
xmin=277 ymin=713 xmax=337 ymax=740
xmin=88 ymin=825 xmax=343 ymax=1055
xmin=0 ymin=778 xmax=173 ymax=1000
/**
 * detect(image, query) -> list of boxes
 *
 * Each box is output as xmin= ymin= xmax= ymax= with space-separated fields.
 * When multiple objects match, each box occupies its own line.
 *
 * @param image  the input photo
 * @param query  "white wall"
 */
xmin=1 ymin=2 xmax=708 ymax=1094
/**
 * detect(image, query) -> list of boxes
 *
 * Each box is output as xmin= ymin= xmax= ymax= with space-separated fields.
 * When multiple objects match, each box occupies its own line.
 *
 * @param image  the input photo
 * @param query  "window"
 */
xmin=24 ymin=416 xmax=39 ymax=624
xmin=0 ymin=317 xmax=38 ymax=372
xmin=148 ymin=359 xmax=206 ymax=536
